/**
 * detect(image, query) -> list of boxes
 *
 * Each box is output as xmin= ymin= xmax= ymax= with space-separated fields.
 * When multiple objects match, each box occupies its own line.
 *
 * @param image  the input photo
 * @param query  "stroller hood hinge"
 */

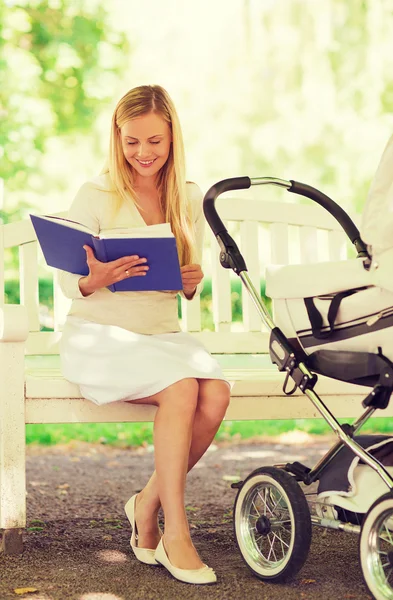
xmin=217 ymin=232 xmax=247 ymax=274
xmin=269 ymin=327 xmax=318 ymax=396
xmin=283 ymin=365 xmax=318 ymax=396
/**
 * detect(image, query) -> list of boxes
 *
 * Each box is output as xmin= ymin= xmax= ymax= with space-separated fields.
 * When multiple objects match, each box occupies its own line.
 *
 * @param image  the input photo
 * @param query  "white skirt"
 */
xmin=60 ymin=316 xmax=229 ymax=406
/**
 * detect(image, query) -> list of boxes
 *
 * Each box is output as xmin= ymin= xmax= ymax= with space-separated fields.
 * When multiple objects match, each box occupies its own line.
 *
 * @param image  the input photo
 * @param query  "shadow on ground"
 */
xmin=0 ymin=433 xmax=372 ymax=600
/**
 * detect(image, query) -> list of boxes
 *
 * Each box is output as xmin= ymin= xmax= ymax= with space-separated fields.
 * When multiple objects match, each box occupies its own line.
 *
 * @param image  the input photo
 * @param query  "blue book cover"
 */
xmin=30 ymin=214 xmax=183 ymax=292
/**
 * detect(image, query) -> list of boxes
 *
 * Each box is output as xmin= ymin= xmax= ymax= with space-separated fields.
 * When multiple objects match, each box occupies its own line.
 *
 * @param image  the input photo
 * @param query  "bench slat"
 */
xmin=24 ymin=367 xmax=367 ymax=399
xmin=218 ymin=198 xmax=343 ymax=230
xmin=25 ymin=392 xmax=380 ymax=423
xmin=328 ymin=229 xmax=348 ymax=261
xmin=19 ymin=242 xmax=40 ymax=332
xmin=270 ymin=222 xmax=289 ymax=265
xmin=53 ymin=271 xmax=71 ymax=331
xmin=210 ymin=229 xmax=232 ymax=331
xmin=180 ymin=294 xmax=201 ymax=332
xmin=299 ymin=226 xmax=318 ymax=263
xmin=240 ymin=221 xmax=262 ymax=332
xmin=3 ymin=218 xmax=36 ymax=248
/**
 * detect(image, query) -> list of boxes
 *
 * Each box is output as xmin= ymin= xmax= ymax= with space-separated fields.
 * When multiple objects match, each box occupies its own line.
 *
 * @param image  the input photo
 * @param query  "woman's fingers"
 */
xmin=116 ymin=262 xmax=149 ymax=279
xmin=83 ymin=245 xmax=149 ymax=284
xmin=182 ymin=271 xmax=202 ymax=279
xmin=181 ymin=264 xmax=203 ymax=284
xmin=83 ymin=245 xmax=97 ymax=264
xmin=112 ymin=255 xmax=147 ymax=268
xmin=180 ymin=264 xmax=202 ymax=273
xmin=180 ymin=264 xmax=204 ymax=296
xmin=112 ymin=256 xmax=149 ymax=279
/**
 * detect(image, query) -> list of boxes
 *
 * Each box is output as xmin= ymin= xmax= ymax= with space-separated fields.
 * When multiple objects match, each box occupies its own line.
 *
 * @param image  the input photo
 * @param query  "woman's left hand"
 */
xmin=180 ymin=264 xmax=204 ymax=298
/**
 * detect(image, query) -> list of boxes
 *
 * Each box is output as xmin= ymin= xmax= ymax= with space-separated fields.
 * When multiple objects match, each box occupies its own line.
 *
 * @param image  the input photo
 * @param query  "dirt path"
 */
xmin=0 ymin=434 xmax=372 ymax=600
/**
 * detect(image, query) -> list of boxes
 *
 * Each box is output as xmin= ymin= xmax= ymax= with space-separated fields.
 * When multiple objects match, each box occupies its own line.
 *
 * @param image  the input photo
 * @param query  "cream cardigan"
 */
xmin=59 ymin=174 xmax=204 ymax=335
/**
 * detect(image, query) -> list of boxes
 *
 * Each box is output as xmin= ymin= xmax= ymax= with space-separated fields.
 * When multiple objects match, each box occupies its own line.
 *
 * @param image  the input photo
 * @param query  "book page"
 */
xmin=37 ymin=214 xmax=95 ymax=236
xmin=99 ymin=223 xmax=174 ymax=239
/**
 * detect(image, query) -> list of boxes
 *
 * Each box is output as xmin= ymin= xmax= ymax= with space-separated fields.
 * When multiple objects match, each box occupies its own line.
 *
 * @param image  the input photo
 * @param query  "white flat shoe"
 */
xmin=124 ymin=494 xmax=159 ymax=566
xmin=154 ymin=538 xmax=217 ymax=585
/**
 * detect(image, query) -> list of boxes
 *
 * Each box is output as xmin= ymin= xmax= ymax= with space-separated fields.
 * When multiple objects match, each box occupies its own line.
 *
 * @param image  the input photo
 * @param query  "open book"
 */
xmin=30 ymin=214 xmax=183 ymax=292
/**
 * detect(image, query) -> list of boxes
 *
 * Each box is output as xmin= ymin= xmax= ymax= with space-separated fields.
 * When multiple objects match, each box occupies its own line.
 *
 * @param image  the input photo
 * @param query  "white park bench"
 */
xmin=0 ymin=190 xmax=385 ymax=553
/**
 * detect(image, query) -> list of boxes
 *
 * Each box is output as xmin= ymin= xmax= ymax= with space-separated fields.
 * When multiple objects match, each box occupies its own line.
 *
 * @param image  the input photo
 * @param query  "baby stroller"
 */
xmin=203 ymin=138 xmax=393 ymax=600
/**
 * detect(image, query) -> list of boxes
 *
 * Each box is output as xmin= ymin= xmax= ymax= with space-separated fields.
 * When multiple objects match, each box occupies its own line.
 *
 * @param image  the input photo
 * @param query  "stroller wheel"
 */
xmin=233 ymin=466 xmax=312 ymax=582
xmin=359 ymin=491 xmax=393 ymax=600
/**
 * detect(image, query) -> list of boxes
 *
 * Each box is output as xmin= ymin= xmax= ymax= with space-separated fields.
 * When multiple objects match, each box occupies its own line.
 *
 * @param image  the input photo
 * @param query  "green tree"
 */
xmin=0 ymin=0 xmax=129 ymax=221
xmin=223 ymin=1 xmax=393 ymax=214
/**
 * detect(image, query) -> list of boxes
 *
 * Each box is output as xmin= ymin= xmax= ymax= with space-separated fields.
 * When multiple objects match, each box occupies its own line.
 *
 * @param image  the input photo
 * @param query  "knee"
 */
xmin=219 ymin=388 xmax=231 ymax=419
xmin=157 ymin=378 xmax=199 ymax=412
xmin=198 ymin=381 xmax=231 ymax=422
xmin=215 ymin=384 xmax=231 ymax=414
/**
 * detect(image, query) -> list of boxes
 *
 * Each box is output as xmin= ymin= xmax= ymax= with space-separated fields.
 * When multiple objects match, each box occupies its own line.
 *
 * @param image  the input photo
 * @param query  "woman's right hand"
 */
xmin=78 ymin=245 xmax=149 ymax=296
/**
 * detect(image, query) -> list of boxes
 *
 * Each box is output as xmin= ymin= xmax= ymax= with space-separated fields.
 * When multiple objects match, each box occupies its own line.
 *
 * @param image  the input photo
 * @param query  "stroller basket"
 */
xmin=204 ymin=175 xmax=393 ymax=598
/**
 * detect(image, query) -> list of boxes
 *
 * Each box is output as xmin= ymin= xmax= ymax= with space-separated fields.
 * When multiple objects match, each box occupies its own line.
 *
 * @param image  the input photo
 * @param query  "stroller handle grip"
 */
xmin=203 ymin=176 xmax=294 ymax=233
xmin=289 ymin=180 xmax=369 ymax=257
xmin=203 ymin=177 xmax=251 ymax=235
xmin=203 ymin=177 xmax=252 ymax=276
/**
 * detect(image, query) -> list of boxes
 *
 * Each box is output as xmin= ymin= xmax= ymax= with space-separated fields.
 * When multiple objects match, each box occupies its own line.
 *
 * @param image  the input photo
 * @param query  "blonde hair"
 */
xmin=104 ymin=85 xmax=196 ymax=266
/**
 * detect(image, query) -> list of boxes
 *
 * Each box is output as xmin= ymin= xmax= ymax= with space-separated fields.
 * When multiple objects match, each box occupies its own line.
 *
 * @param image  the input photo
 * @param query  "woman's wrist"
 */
xmin=183 ymin=286 xmax=197 ymax=299
xmin=78 ymin=276 xmax=96 ymax=297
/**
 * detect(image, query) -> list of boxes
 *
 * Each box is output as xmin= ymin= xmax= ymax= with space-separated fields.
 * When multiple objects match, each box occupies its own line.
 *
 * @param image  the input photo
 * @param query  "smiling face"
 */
xmin=120 ymin=112 xmax=172 ymax=182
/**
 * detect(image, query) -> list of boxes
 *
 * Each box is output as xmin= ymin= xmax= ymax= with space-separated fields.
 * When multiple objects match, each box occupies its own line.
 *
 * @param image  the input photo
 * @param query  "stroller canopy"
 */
xmin=361 ymin=133 xmax=393 ymax=293
xmin=361 ymin=133 xmax=393 ymax=256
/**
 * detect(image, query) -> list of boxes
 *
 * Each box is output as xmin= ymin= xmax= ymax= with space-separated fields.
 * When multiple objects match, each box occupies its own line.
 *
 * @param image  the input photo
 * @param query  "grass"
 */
xmin=26 ymin=417 xmax=393 ymax=447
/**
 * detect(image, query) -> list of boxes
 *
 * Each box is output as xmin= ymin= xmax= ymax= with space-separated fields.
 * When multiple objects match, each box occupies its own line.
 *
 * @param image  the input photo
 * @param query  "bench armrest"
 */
xmin=0 ymin=305 xmax=29 ymax=343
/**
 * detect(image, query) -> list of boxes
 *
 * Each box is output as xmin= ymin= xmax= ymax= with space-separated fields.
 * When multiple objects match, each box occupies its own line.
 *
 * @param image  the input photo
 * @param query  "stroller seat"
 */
xmin=264 ymin=131 xmax=393 ymax=392
xmin=265 ymin=258 xmax=393 ymax=382
xmin=306 ymin=349 xmax=387 ymax=387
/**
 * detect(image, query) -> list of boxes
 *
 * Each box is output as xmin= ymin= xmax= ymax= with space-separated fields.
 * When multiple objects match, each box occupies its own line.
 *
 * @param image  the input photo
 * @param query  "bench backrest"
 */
xmin=1 ymin=189 xmax=351 ymax=356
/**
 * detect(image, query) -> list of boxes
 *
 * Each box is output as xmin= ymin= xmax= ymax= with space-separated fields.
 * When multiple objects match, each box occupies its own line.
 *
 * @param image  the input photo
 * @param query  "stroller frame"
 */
xmin=204 ymin=176 xmax=393 ymax=600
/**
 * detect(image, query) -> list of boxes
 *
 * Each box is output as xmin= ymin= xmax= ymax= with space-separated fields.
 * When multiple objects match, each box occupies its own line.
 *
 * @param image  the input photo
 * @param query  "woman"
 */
xmin=59 ymin=85 xmax=230 ymax=585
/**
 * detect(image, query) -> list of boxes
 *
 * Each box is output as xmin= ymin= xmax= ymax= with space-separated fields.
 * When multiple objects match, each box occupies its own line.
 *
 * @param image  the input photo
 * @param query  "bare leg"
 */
xmin=131 ymin=379 xmax=230 ymax=565
xmin=130 ymin=377 xmax=204 ymax=569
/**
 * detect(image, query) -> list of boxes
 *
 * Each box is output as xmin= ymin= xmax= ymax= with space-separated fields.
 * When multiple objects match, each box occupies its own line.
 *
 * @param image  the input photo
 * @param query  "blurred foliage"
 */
xmin=179 ymin=0 xmax=393 ymax=218
xmin=2 ymin=0 xmax=393 ymax=220
xmin=233 ymin=0 xmax=393 ymax=212
xmin=0 ymin=0 xmax=129 ymax=218
xmin=25 ymin=415 xmax=393 ymax=447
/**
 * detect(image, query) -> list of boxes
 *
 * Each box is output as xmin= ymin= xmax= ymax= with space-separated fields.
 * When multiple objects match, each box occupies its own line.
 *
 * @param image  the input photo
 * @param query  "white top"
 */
xmin=59 ymin=174 xmax=205 ymax=335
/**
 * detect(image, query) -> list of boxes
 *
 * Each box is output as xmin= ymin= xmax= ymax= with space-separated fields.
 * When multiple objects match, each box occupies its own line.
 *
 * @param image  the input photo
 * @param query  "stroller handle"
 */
xmin=203 ymin=176 xmax=370 ymax=259
xmin=288 ymin=180 xmax=369 ymax=257
xmin=203 ymin=176 xmax=251 ymax=236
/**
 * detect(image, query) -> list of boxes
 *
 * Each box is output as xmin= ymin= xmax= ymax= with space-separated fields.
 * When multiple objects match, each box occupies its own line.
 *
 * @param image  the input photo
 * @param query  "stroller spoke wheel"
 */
xmin=233 ymin=466 xmax=311 ymax=582
xmin=360 ymin=491 xmax=393 ymax=600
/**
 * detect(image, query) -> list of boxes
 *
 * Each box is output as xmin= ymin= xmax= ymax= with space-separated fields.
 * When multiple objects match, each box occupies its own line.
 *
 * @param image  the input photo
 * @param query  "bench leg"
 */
xmin=0 ymin=341 xmax=26 ymax=551
xmin=0 ymin=528 xmax=23 ymax=554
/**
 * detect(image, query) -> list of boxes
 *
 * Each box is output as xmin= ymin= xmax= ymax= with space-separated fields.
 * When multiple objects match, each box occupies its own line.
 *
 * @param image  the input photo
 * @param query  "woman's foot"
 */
xmin=155 ymin=538 xmax=216 ymax=585
xmin=124 ymin=494 xmax=158 ymax=565
xmin=162 ymin=534 xmax=205 ymax=570
xmin=134 ymin=491 xmax=162 ymax=550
